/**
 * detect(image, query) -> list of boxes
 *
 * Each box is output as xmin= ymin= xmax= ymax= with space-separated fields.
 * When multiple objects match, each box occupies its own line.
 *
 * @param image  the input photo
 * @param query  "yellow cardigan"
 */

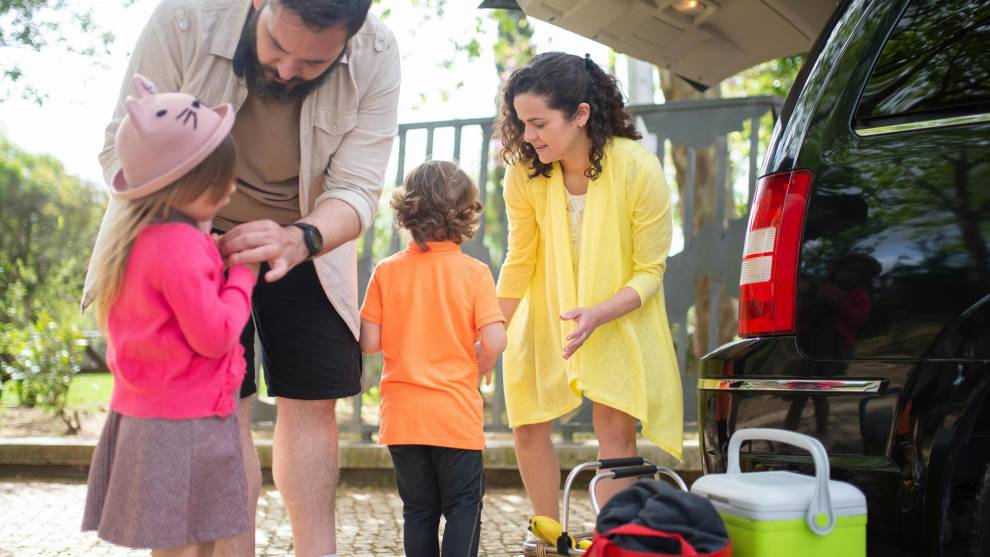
xmin=497 ymin=137 xmax=683 ymax=460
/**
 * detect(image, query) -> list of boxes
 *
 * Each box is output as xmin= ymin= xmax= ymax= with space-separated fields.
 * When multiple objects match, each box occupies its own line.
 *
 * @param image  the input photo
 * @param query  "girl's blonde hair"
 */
xmin=93 ymin=134 xmax=237 ymax=330
xmin=390 ymin=160 xmax=483 ymax=251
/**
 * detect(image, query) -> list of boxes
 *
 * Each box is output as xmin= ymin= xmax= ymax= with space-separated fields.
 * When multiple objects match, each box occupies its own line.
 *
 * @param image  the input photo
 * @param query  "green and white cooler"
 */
xmin=690 ymin=429 xmax=867 ymax=557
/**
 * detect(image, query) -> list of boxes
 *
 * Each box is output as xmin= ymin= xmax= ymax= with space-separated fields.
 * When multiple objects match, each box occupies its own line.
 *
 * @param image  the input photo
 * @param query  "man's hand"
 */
xmin=218 ymin=220 xmax=309 ymax=283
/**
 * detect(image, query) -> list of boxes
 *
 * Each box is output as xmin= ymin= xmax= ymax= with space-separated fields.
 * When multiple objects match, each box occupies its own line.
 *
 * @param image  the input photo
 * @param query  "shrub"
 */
xmin=0 ymin=311 xmax=87 ymax=432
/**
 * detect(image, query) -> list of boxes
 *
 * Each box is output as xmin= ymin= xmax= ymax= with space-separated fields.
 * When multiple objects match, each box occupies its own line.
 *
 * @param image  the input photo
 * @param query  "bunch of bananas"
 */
xmin=529 ymin=516 xmax=592 ymax=551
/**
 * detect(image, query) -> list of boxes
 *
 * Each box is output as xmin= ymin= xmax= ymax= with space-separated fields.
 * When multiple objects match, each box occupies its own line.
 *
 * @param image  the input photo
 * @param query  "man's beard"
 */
xmin=233 ymin=8 xmax=339 ymax=103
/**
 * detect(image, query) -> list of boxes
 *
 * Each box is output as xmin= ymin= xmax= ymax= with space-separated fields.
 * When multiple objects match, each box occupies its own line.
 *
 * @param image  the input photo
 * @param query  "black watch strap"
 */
xmin=291 ymin=223 xmax=323 ymax=259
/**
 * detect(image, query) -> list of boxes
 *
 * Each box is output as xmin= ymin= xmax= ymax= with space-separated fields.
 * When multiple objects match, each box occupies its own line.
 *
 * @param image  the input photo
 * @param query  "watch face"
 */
xmin=310 ymin=226 xmax=324 ymax=251
xmin=295 ymin=223 xmax=322 ymax=257
xmin=306 ymin=226 xmax=323 ymax=255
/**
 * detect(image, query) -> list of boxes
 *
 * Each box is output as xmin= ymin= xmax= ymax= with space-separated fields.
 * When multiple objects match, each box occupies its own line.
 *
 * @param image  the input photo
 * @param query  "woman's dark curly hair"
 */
xmin=496 ymin=52 xmax=641 ymax=180
xmin=391 ymin=160 xmax=484 ymax=251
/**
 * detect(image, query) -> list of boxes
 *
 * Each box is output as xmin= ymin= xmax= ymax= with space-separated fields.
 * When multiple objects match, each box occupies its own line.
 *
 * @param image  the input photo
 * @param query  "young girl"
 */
xmin=359 ymin=160 xmax=507 ymax=557
xmin=82 ymin=75 xmax=257 ymax=557
xmin=495 ymin=52 xmax=683 ymax=547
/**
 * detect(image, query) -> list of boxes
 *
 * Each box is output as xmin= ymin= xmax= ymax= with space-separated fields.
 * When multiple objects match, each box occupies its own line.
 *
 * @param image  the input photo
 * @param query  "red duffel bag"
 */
xmin=585 ymin=524 xmax=732 ymax=557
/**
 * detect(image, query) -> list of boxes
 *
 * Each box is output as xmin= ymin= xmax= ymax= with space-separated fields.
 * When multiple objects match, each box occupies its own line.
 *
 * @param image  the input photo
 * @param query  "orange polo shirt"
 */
xmin=360 ymin=241 xmax=505 ymax=450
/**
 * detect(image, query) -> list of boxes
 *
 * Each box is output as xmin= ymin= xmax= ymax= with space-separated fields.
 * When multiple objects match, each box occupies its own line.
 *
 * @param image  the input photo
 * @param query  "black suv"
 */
xmin=699 ymin=0 xmax=990 ymax=555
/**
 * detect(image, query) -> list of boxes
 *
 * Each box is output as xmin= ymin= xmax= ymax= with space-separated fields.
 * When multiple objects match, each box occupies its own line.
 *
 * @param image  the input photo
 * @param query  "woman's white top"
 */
xmin=565 ymin=189 xmax=586 ymax=276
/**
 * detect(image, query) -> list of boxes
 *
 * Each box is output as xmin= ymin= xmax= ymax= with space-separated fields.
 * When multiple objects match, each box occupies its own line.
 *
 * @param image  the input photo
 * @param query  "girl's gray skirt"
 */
xmin=82 ymin=410 xmax=249 ymax=549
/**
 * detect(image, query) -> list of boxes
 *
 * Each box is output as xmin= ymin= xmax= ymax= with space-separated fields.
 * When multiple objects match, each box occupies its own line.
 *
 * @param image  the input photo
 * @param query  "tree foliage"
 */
xmin=0 ymin=135 xmax=105 ymax=323
xmin=0 ymin=133 xmax=105 ymax=428
xmin=722 ymin=55 xmax=804 ymax=99
xmin=0 ymin=0 xmax=115 ymax=104
xmin=484 ymin=9 xmax=534 ymax=266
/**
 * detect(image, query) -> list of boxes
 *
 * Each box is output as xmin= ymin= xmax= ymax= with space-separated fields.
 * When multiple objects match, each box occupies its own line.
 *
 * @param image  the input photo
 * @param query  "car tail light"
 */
xmin=738 ymin=169 xmax=813 ymax=336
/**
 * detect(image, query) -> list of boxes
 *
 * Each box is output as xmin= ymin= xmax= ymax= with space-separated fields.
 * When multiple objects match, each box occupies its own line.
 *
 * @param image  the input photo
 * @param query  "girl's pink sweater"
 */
xmin=106 ymin=222 xmax=256 ymax=419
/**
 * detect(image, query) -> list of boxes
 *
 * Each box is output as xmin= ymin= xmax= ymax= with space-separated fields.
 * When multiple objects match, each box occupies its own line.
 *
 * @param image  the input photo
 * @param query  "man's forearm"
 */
xmin=298 ymin=198 xmax=362 ymax=257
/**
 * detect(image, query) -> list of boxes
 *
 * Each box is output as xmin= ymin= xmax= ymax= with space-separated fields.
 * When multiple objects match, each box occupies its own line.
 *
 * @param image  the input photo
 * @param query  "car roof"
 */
xmin=514 ymin=0 xmax=838 ymax=87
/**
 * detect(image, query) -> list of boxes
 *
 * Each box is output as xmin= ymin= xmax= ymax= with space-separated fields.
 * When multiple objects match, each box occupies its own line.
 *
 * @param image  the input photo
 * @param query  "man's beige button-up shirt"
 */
xmin=83 ymin=0 xmax=401 ymax=339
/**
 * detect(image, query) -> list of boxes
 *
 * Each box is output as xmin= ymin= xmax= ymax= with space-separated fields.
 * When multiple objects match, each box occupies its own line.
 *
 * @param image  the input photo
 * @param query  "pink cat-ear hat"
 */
xmin=111 ymin=74 xmax=235 ymax=200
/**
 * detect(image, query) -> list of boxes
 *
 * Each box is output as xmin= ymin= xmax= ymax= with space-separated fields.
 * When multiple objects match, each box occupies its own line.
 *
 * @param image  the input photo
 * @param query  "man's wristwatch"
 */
xmin=291 ymin=222 xmax=324 ymax=259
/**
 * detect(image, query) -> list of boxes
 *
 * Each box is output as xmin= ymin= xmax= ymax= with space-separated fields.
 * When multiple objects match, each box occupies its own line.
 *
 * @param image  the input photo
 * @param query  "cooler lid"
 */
xmin=691 ymin=471 xmax=867 ymax=517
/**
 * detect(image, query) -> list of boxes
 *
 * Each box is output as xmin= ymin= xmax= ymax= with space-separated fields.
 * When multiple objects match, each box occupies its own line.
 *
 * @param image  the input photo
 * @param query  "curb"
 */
xmin=0 ymin=437 xmax=700 ymax=470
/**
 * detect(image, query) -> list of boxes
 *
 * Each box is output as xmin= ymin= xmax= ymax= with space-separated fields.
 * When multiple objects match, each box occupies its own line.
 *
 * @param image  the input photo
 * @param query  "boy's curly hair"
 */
xmin=391 ymin=160 xmax=483 ymax=251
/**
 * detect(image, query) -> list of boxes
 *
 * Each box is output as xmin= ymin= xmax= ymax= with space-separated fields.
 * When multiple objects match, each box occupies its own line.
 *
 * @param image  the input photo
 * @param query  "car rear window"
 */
xmin=855 ymin=0 xmax=990 ymax=129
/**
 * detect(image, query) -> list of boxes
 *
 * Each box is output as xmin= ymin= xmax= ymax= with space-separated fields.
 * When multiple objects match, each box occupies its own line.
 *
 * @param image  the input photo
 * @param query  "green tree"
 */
xmin=485 ymin=9 xmax=534 ymax=266
xmin=723 ymin=55 xmax=804 ymax=98
xmin=0 ymin=132 xmax=105 ymax=430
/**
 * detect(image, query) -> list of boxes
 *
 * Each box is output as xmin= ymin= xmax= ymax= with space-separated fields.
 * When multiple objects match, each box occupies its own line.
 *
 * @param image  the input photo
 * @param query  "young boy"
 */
xmin=359 ymin=160 xmax=507 ymax=557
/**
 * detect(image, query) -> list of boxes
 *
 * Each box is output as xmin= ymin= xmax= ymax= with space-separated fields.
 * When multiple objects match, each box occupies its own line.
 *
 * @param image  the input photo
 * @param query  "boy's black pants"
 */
xmin=388 ymin=445 xmax=484 ymax=557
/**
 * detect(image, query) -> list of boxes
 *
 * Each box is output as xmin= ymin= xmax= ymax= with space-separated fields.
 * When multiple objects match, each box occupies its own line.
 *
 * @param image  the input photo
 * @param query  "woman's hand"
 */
xmin=560 ymin=288 xmax=643 ymax=360
xmin=560 ymin=306 xmax=603 ymax=359
xmin=477 ymin=351 xmax=496 ymax=386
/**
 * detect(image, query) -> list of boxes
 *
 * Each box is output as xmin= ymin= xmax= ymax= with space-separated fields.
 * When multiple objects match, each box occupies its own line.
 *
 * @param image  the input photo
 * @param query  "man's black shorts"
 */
xmin=237 ymin=260 xmax=362 ymax=400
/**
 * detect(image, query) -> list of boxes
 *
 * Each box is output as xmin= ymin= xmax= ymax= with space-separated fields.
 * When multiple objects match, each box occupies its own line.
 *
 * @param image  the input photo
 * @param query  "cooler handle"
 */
xmin=727 ymin=428 xmax=835 ymax=536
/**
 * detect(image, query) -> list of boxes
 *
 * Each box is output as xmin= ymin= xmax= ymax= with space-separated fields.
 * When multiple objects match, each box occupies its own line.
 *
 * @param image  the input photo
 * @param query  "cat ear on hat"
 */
xmin=122 ymin=74 xmax=158 ymax=137
xmin=131 ymin=74 xmax=157 ymax=97
xmin=123 ymin=97 xmax=149 ymax=137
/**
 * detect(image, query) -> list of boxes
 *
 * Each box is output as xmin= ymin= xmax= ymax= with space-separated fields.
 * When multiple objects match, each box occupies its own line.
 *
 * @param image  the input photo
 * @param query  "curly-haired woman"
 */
xmin=360 ymin=160 xmax=507 ymax=557
xmin=495 ymin=52 xmax=683 ymax=527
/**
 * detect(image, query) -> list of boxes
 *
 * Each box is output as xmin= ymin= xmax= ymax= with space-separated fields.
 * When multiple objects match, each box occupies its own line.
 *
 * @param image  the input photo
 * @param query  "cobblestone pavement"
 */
xmin=0 ymin=481 xmax=597 ymax=556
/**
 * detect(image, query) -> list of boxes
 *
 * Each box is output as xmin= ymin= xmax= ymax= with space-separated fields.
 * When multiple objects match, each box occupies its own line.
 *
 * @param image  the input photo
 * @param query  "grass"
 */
xmin=67 ymin=373 xmax=113 ymax=406
xmin=2 ymin=372 xmax=113 ymax=408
